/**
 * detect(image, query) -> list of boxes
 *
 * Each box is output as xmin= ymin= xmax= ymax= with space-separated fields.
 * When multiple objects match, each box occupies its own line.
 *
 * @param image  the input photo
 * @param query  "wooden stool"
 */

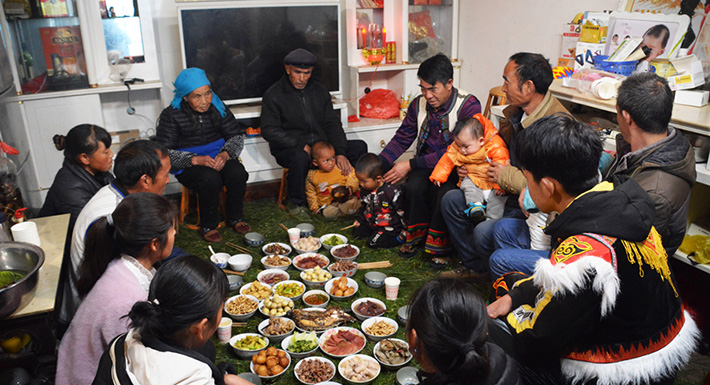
xmin=179 ymin=186 xmax=227 ymax=230
xmin=483 ymin=86 xmax=507 ymax=119
xmin=277 ymin=169 xmax=289 ymax=211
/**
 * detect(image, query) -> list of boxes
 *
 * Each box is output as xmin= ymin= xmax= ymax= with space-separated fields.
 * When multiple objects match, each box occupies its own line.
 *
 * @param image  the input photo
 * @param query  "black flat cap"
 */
xmin=284 ymin=48 xmax=317 ymax=68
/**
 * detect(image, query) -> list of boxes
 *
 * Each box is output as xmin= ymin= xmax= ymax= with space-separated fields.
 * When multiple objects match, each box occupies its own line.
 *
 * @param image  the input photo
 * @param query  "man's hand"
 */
xmin=336 ymin=155 xmax=352 ymax=175
xmin=487 ymin=160 xmax=510 ymax=184
xmin=456 ymin=165 xmax=468 ymax=181
xmin=383 ymin=161 xmax=411 ymax=184
xmin=303 ymin=144 xmax=311 ymax=156
xmin=518 ymin=187 xmax=529 ymax=218
xmin=487 ymin=294 xmax=513 ymax=319
xmin=213 ymin=151 xmax=230 ymax=171
xmin=192 ymin=155 xmax=215 ymax=168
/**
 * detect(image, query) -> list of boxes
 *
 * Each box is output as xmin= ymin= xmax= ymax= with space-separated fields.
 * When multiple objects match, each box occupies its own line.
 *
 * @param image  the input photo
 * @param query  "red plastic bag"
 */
xmin=359 ymin=89 xmax=400 ymax=119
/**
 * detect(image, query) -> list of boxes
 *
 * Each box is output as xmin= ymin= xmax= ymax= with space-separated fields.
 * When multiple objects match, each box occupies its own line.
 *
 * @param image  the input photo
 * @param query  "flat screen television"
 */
xmin=178 ymin=3 xmax=341 ymax=105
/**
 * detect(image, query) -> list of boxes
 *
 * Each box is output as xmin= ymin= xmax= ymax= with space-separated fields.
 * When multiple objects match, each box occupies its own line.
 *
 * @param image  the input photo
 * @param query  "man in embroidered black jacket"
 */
xmin=487 ymin=115 xmax=700 ymax=385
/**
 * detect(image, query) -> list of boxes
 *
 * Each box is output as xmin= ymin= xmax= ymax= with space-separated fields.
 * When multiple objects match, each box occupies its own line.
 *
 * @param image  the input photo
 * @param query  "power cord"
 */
xmin=123 ymin=78 xmax=144 ymax=115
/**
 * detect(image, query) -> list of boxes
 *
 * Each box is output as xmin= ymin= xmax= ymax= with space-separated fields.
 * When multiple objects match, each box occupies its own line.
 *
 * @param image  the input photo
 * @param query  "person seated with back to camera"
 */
xmin=93 ymin=255 xmax=252 ymax=385
xmin=351 ymin=153 xmax=405 ymax=249
xmin=429 ymin=114 xmax=509 ymax=222
xmin=56 ymin=193 xmax=177 ymax=385
xmin=486 ymin=114 xmax=700 ymax=385
xmin=156 ymin=67 xmax=250 ymax=244
xmin=406 ymin=277 xmax=521 ymax=385
xmin=305 ymin=141 xmax=361 ymax=217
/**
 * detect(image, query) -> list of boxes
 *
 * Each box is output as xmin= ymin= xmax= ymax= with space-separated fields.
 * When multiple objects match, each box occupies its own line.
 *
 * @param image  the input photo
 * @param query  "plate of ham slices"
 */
xmin=318 ymin=327 xmax=366 ymax=358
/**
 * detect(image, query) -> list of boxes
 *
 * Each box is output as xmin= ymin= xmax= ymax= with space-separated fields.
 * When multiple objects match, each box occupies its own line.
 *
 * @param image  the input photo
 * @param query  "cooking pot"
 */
xmin=0 ymin=242 xmax=45 ymax=320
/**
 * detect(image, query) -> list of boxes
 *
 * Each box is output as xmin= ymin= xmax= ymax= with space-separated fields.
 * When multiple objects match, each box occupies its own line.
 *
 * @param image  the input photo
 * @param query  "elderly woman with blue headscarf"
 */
xmin=156 ymin=68 xmax=250 ymax=243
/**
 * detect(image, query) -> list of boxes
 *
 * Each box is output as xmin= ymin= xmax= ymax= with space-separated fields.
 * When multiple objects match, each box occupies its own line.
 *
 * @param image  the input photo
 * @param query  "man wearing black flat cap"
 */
xmin=261 ymin=48 xmax=367 ymax=214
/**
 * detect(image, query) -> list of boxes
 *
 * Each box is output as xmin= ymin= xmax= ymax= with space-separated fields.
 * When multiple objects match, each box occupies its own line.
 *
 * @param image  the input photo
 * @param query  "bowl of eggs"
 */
xmin=300 ymin=266 xmax=332 ymax=288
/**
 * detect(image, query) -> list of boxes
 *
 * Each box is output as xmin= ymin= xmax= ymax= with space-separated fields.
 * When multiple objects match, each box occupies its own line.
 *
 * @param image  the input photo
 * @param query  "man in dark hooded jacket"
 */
xmin=605 ymin=72 xmax=695 ymax=256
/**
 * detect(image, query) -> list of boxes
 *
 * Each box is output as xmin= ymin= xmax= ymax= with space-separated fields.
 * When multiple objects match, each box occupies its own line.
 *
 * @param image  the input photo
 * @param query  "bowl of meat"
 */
xmin=373 ymin=338 xmax=413 ymax=370
xmin=262 ymin=242 xmax=292 ymax=257
xmin=258 ymin=316 xmax=295 ymax=344
xmin=330 ymin=244 xmax=360 ymax=261
xmin=351 ymin=298 xmax=387 ymax=322
xmin=294 ymin=356 xmax=336 ymax=385
xmin=293 ymin=253 xmax=330 ymax=272
xmin=257 ymin=269 xmax=290 ymax=286
xmin=338 ymin=354 xmax=381 ymax=384
xmin=328 ymin=260 xmax=358 ymax=278
xmin=261 ymin=254 xmax=291 ymax=271
xmin=319 ymin=327 xmax=366 ymax=358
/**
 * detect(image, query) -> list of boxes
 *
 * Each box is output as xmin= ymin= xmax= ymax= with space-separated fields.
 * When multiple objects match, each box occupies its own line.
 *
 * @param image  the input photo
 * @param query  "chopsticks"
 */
xmin=358 ymin=261 xmax=392 ymax=269
xmin=232 ymin=322 xmax=247 ymax=328
xmin=339 ymin=223 xmax=357 ymax=231
xmin=222 ymin=269 xmax=244 ymax=276
xmin=225 ymin=242 xmax=253 ymax=255
xmin=279 ymin=223 xmax=289 ymax=232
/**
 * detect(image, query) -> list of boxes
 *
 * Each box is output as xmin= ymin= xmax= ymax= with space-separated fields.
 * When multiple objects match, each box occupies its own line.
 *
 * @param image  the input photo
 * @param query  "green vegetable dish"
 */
xmin=0 ymin=270 xmax=25 ymax=290
xmin=288 ymin=332 xmax=318 ymax=353
xmin=323 ymin=235 xmax=344 ymax=246
xmin=275 ymin=283 xmax=304 ymax=297
xmin=233 ymin=335 xmax=267 ymax=350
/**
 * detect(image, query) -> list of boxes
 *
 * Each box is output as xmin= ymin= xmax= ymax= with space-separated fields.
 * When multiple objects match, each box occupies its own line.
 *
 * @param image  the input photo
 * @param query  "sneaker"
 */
xmin=200 ymin=228 xmax=222 ymax=243
xmin=464 ymin=202 xmax=486 ymax=220
xmin=440 ymin=266 xmax=489 ymax=282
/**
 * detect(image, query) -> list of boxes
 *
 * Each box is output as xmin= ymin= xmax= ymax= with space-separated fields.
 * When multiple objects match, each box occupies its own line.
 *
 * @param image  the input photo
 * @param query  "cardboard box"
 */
xmin=109 ymin=129 xmax=141 ymax=154
xmin=561 ymin=24 xmax=581 ymax=61
xmin=667 ymin=55 xmax=705 ymax=91
xmin=574 ymin=42 xmax=605 ymax=70
xmin=580 ymin=24 xmax=607 ymax=44
xmin=649 ymin=59 xmax=677 ymax=78
xmin=674 ymin=90 xmax=709 ymax=107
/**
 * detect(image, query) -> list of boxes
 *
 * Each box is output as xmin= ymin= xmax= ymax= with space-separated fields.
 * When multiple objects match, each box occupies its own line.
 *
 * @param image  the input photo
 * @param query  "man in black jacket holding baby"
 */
xmin=261 ymin=48 xmax=367 ymax=214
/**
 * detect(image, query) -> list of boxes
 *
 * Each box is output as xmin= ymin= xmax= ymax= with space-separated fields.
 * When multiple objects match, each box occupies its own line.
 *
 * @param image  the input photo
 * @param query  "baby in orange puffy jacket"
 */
xmin=430 ymin=114 xmax=509 ymax=220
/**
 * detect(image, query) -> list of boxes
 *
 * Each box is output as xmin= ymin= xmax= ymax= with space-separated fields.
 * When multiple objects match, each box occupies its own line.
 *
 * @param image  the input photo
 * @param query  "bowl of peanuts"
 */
xmin=224 ymin=294 xmax=259 ymax=321
xmin=360 ymin=316 xmax=398 ymax=343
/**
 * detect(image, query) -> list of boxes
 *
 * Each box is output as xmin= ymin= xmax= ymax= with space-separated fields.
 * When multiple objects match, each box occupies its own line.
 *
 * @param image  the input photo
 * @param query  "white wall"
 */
xmin=457 ymin=0 xmax=621 ymax=102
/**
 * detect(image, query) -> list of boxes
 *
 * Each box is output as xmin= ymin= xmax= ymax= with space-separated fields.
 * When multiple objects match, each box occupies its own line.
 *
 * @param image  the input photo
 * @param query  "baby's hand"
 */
xmin=494 ymin=189 xmax=506 ymax=196
xmin=353 ymin=220 xmax=360 ymax=227
xmin=432 ymin=180 xmax=441 ymax=187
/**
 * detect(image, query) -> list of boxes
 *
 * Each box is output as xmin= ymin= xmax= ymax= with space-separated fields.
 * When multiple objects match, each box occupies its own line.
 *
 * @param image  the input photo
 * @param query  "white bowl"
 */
xmin=257 ymin=317 xmax=295 ymax=344
xmin=301 ymin=290 xmax=330 ymax=309
xmin=273 ymin=280 xmax=306 ymax=301
xmin=293 ymin=307 xmax=328 ymax=334
xmin=228 ymin=254 xmax=253 ymax=272
xmin=292 ymin=253 xmax=330 ymax=272
xmin=291 ymin=239 xmax=322 ymax=255
xmin=257 ymin=269 xmax=290 ymax=286
xmin=210 ymin=252 xmax=230 ymax=268
xmin=281 ymin=333 xmax=320 ymax=359
xmin=361 ymin=316 xmax=398 ymax=343
xmin=330 ymin=244 xmax=360 ymax=261
xmin=328 ymin=261 xmax=358 ymax=278
xmin=224 ymin=294 xmax=259 ymax=321
xmin=239 ymin=281 xmax=273 ymax=301
xmin=300 ymin=268 xmax=332 ymax=288
xmin=320 ymin=233 xmax=348 ymax=251
xmin=258 ymin=295 xmax=295 ymax=318
xmin=338 ymin=354 xmax=381 ymax=384
xmin=373 ymin=338 xmax=413 ymax=370
xmin=324 ymin=277 xmax=359 ymax=300
xmin=294 ymin=356 xmax=336 ymax=385
xmin=396 ymin=367 xmax=419 ymax=385
xmin=319 ymin=327 xmax=366 ymax=358
xmin=262 ymin=242 xmax=292 ymax=256
xmin=249 ymin=349 xmax=291 ymax=380
xmin=260 ymin=255 xmax=291 ymax=271
xmin=229 ymin=333 xmax=268 ymax=359
xmin=351 ymin=298 xmax=387 ymax=322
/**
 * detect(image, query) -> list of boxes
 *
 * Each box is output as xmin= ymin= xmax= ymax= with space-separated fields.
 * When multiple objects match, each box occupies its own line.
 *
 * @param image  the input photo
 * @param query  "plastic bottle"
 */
xmin=11 ymin=207 xmax=27 ymax=227
xmin=0 ymin=212 xmax=11 ymax=242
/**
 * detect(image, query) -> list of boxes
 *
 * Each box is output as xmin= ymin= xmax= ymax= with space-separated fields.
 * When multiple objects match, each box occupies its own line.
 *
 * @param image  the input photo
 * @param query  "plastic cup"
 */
xmin=288 ymin=228 xmax=301 ymax=244
xmin=385 ymin=277 xmax=400 ymax=300
xmin=217 ymin=317 xmax=232 ymax=343
xmin=11 ymin=221 xmax=41 ymax=247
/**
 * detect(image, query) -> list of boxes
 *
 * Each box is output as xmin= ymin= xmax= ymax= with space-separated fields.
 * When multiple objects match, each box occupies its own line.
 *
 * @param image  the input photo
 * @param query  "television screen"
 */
xmin=179 ymin=4 xmax=340 ymax=104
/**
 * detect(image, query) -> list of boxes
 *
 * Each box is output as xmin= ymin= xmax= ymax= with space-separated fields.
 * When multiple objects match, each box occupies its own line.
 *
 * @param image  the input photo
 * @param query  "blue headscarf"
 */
xmin=170 ymin=68 xmax=227 ymax=118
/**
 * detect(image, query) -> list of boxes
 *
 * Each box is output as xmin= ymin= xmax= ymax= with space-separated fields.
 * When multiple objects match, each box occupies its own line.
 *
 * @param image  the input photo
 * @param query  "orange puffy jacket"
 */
xmin=429 ymin=113 xmax=509 ymax=191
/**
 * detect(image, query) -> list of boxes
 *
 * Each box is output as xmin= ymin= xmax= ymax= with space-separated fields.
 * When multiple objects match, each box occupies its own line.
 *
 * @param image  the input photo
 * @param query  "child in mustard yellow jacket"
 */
xmin=306 ymin=141 xmax=360 ymax=218
xmin=430 ymin=114 xmax=509 ymax=220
